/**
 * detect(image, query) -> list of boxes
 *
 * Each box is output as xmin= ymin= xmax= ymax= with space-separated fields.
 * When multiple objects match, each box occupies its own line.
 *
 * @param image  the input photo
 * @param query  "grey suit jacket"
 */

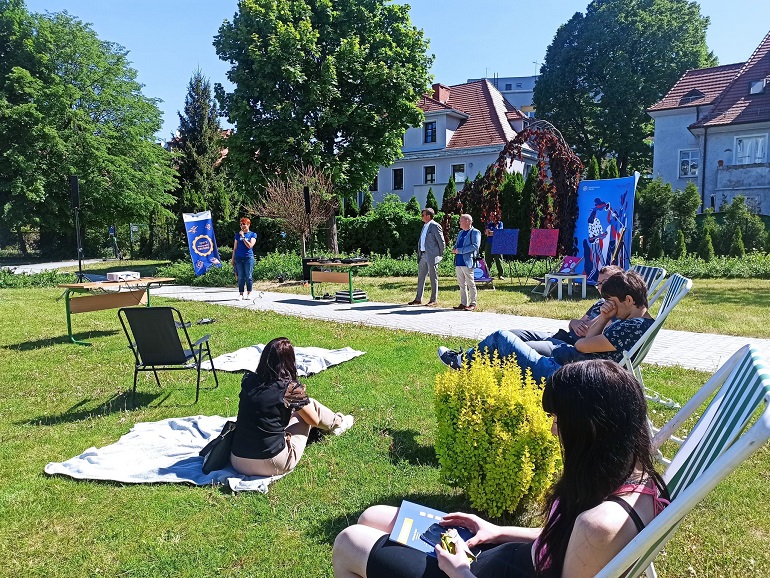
xmin=418 ymin=220 xmax=446 ymax=265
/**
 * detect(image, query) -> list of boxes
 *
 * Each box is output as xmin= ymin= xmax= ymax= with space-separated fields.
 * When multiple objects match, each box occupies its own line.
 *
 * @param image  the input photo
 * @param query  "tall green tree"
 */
xmin=425 ymin=187 xmax=438 ymax=212
xmin=602 ymin=158 xmax=619 ymax=179
xmin=586 ymin=156 xmax=601 ymax=180
xmin=174 ymin=69 xmax=233 ymax=241
xmin=670 ymin=181 xmax=701 ymax=246
xmin=213 ymin=0 xmax=433 ymax=241
xmin=0 ymin=3 xmax=175 ymax=256
xmin=534 ymin=0 xmax=715 ymax=175
xmin=635 ymin=178 xmax=673 ymax=258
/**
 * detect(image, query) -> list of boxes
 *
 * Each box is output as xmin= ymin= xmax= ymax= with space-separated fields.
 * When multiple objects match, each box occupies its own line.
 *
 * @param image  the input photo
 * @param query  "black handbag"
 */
xmin=199 ymin=420 xmax=237 ymax=474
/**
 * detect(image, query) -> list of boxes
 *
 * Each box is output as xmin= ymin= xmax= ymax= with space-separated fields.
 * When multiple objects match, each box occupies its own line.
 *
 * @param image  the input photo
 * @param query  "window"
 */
xmin=451 ymin=164 xmax=465 ymax=182
xmin=515 ymin=83 xmax=522 ymax=88
xmin=392 ymin=168 xmax=404 ymax=190
xmin=679 ymin=150 xmax=699 ymax=177
xmin=679 ymin=89 xmax=705 ymax=105
xmin=369 ymin=175 xmax=378 ymax=192
xmin=735 ymin=135 xmax=767 ymax=165
xmin=505 ymin=83 xmax=512 ymax=90
xmin=424 ymin=166 xmax=436 ymax=184
xmin=424 ymin=121 xmax=437 ymax=143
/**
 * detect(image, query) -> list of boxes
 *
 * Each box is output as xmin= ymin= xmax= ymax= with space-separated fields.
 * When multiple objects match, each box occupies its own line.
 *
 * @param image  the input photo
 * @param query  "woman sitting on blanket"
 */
xmin=230 ymin=337 xmax=354 ymax=476
xmin=332 ymin=360 xmax=669 ymax=578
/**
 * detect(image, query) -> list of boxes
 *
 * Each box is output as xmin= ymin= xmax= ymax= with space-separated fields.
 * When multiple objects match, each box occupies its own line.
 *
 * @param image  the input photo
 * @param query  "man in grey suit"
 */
xmin=408 ymin=208 xmax=446 ymax=305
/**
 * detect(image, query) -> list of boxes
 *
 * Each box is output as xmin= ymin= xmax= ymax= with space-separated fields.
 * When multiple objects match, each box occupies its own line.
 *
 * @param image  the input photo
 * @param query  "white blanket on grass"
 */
xmin=201 ymin=344 xmax=365 ymax=374
xmin=44 ymin=415 xmax=280 ymax=493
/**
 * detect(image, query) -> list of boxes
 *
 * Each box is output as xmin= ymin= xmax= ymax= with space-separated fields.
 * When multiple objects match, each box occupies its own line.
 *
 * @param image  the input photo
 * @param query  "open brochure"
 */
xmin=389 ymin=500 xmax=475 ymax=557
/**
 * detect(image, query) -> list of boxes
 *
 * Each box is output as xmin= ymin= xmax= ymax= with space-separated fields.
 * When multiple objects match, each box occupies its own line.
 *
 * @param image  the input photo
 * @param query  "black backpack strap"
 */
xmin=606 ymin=495 xmax=646 ymax=533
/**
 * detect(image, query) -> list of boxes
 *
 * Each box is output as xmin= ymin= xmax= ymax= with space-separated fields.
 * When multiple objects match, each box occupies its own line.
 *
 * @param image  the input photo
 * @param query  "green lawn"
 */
xmin=253 ymin=276 xmax=770 ymax=338
xmin=0 ymin=288 xmax=768 ymax=577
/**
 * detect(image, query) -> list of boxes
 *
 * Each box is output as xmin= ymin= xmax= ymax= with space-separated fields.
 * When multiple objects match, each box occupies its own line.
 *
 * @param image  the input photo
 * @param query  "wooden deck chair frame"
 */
xmin=618 ymin=274 xmax=693 ymax=408
xmin=118 ymin=306 xmax=219 ymax=405
xmin=596 ymin=345 xmax=770 ymax=578
xmin=630 ymin=264 xmax=667 ymax=306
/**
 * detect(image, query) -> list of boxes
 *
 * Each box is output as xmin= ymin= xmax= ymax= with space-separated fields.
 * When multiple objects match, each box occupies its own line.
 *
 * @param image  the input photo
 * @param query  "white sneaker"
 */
xmin=238 ymin=294 xmax=245 ymax=300
xmin=332 ymin=414 xmax=354 ymax=436
xmin=246 ymin=292 xmax=252 ymax=299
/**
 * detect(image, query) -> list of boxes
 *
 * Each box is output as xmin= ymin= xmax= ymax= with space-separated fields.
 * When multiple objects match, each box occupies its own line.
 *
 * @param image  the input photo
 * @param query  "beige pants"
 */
xmin=455 ymin=266 xmax=477 ymax=306
xmin=231 ymin=398 xmax=340 ymax=477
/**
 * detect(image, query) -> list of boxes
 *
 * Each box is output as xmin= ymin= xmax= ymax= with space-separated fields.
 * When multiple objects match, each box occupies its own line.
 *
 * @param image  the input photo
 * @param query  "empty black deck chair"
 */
xmin=118 ymin=306 xmax=219 ymax=404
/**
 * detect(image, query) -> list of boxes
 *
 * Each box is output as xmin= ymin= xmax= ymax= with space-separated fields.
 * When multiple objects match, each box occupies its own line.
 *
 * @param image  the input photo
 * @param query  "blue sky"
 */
xmin=25 ymin=0 xmax=770 ymax=140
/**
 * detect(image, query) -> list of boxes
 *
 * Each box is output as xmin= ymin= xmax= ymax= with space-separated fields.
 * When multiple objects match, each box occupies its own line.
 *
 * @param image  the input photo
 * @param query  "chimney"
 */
xmin=432 ymin=83 xmax=451 ymax=104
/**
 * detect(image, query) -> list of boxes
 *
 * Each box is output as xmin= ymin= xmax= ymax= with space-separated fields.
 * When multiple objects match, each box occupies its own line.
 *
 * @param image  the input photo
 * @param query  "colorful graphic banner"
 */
xmin=183 ymin=211 xmax=222 ymax=276
xmin=575 ymin=174 xmax=639 ymax=284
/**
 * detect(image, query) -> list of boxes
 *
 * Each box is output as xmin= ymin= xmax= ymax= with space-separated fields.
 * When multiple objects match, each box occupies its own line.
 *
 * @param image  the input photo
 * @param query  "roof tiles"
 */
xmin=418 ymin=80 xmax=520 ymax=149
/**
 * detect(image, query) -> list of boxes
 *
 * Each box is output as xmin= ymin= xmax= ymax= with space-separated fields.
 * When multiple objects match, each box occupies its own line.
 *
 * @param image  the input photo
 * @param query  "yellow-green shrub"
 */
xmin=434 ymin=351 xmax=560 ymax=517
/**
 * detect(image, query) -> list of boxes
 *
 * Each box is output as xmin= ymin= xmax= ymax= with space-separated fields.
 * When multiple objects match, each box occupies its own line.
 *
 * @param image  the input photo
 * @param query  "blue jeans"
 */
xmin=466 ymin=330 xmax=561 ymax=383
xmin=234 ymin=255 xmax=254 ymax=293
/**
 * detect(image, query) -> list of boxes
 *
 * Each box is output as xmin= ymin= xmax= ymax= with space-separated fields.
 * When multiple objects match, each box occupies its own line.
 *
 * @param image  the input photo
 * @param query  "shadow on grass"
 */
xmin=20 ymin=390 xmax=168 ymax=426
xmin=387 ymin=428 xmax=438 ymax=467
xmin=2 ymin=330 xmax=119 ymax=351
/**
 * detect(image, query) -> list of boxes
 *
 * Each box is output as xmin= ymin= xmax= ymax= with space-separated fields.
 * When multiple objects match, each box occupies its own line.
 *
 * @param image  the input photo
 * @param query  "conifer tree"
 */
xmin=442 ymin=177 xmax=457 ymax=210
xmin=586 ymin=156 xmax=601 ymax=180
xmin=175 ymin=69 xmax=232 ymax=238
xmin=405 ymin=196 xmax=421 ymax=216
xmin=602 ymin=158 xmax=619 ymax=179
xmin=729 ymin=227 xmax=746 ymax=257
xmin=359 ymin=191 xmax=374 ymax=216
xmin=698 ymin=229 xmax=715 ymax=261
xmin=425 ymin=187 xmax=439 ymax=212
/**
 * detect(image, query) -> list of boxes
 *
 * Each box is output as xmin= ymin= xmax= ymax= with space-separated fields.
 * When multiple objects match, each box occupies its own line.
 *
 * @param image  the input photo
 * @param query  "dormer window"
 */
xmin=424 ymin=121 xmax=437 ymax=143
xmin=679 ymin=89 xmax=705 ymax=105
xmin=749 ymin=79 xmax=767 ymax=95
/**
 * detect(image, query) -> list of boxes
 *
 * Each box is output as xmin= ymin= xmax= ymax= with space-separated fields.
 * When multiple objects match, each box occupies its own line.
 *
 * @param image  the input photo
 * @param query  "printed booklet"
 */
xmin=389 ymin=500 xmax=475 ymax=557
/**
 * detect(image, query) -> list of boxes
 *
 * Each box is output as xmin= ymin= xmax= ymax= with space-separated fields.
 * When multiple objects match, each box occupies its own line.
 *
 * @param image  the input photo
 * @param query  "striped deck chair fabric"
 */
xmin=619 ymin=274 xmax=693 ymax=399
xmin=597 ymin=345 xmax=770 ymax=578
xmin=630 ymin=264 xmax=667 ymax=305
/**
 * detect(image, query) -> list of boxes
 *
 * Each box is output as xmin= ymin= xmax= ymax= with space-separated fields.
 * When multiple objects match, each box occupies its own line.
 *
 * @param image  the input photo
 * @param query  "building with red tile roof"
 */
xmin=648 ymin=30 xmax=770 ymax=214
xmin=368 ymin=80 xmax=535 ymax=209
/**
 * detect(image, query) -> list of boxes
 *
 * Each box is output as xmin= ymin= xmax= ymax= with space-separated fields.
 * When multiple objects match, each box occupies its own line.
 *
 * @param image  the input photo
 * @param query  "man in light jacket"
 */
xmin=451 ymin=214 xmax=481 ymax=311
xmin=408 ymin=208 xmax=446 ymax=306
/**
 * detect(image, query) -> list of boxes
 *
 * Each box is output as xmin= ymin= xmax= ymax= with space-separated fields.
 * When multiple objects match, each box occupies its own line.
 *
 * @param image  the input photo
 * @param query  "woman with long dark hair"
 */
xmin=230 ymin=337 xmax=354 ymax=476
xmin=332 ymin=360 xmax=668 ymax=578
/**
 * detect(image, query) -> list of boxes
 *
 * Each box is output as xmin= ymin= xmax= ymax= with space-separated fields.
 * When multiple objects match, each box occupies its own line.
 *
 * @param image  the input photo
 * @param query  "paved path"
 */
xmin=1 ymin=259 xmax=103 ymax=274
xmin=153 ymin=285 xmax=770 ymax=374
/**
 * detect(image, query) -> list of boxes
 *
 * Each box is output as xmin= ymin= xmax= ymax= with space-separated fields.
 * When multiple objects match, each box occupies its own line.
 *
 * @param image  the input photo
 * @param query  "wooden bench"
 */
xmin=307 ymin=262 xmax=369 ymax=303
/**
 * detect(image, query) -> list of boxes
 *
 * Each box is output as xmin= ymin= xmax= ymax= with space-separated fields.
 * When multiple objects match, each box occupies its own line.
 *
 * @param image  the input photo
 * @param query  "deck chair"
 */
xmin=118 ymin=306 xmax=219 ymax=404
xmin=473 ymin=258 xmax=495 ymax=289
xmin=531 ymin=256 xmax=583 ymax=297
xmin=630 ymin=264 xmax=667 ymax=305
xmin=596 ymin=345 xmax=770 ymax=578
xmin=618 ymin=274 xmax=693 ymax=407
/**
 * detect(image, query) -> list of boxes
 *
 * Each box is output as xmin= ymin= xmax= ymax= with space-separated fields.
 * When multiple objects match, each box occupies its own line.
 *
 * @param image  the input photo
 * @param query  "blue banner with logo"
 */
xmin=183 ymin=211 xmax=222 ymax=276
xmin=575 ymin=174 xmax=638 ymax=284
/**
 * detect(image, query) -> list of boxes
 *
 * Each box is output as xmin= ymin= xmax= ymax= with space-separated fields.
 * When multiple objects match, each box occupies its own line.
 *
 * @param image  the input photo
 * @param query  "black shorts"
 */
xmin=366 ymin=534 xmax=537 ymax=578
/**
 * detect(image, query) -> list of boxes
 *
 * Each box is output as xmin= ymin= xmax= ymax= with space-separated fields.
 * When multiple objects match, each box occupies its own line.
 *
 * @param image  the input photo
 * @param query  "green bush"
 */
xmin=156 ymin=261 xmax=237 ymax=286
xmin=0 ymin=268 xmax=73 ymax=288
xmin=434 ymin=352 xmax=560 ymax=517
xmin=337 ymin=195 xmax=423 ymax=258
xmin=638 ymin=252 xmax=770 ymax=278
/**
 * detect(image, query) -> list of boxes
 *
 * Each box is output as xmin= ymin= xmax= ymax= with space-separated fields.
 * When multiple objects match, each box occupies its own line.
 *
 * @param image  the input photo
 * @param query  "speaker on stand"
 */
xmin=69 ymin=176 xmax=87 ymax=282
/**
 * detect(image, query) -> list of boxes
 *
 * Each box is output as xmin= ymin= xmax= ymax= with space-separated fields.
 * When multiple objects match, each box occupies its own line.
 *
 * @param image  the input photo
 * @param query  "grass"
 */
xmin=1 ymin=288 xmax=769 ymax=576
xmin=253 ymin=276 xmax=770 ymax=338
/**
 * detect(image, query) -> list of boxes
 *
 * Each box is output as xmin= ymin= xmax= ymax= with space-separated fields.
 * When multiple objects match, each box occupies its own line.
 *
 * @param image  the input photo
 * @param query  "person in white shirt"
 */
xmin=408 ymin=208 xmax=446 ymax=306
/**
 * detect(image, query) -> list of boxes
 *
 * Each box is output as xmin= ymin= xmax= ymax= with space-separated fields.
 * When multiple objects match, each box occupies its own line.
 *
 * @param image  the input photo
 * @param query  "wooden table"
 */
xmin=545 ymin=273 xmax=587 ymax=300
xmin=306 ymin=262 xmax=370 ymax=303
xmin=57 ymin=277 xmax=174 ymax=344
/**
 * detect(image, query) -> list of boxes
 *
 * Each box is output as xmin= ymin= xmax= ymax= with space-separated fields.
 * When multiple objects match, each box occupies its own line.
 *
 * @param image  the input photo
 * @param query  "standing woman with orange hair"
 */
xmin=232 ymin=217 xmax=257 ymax=299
